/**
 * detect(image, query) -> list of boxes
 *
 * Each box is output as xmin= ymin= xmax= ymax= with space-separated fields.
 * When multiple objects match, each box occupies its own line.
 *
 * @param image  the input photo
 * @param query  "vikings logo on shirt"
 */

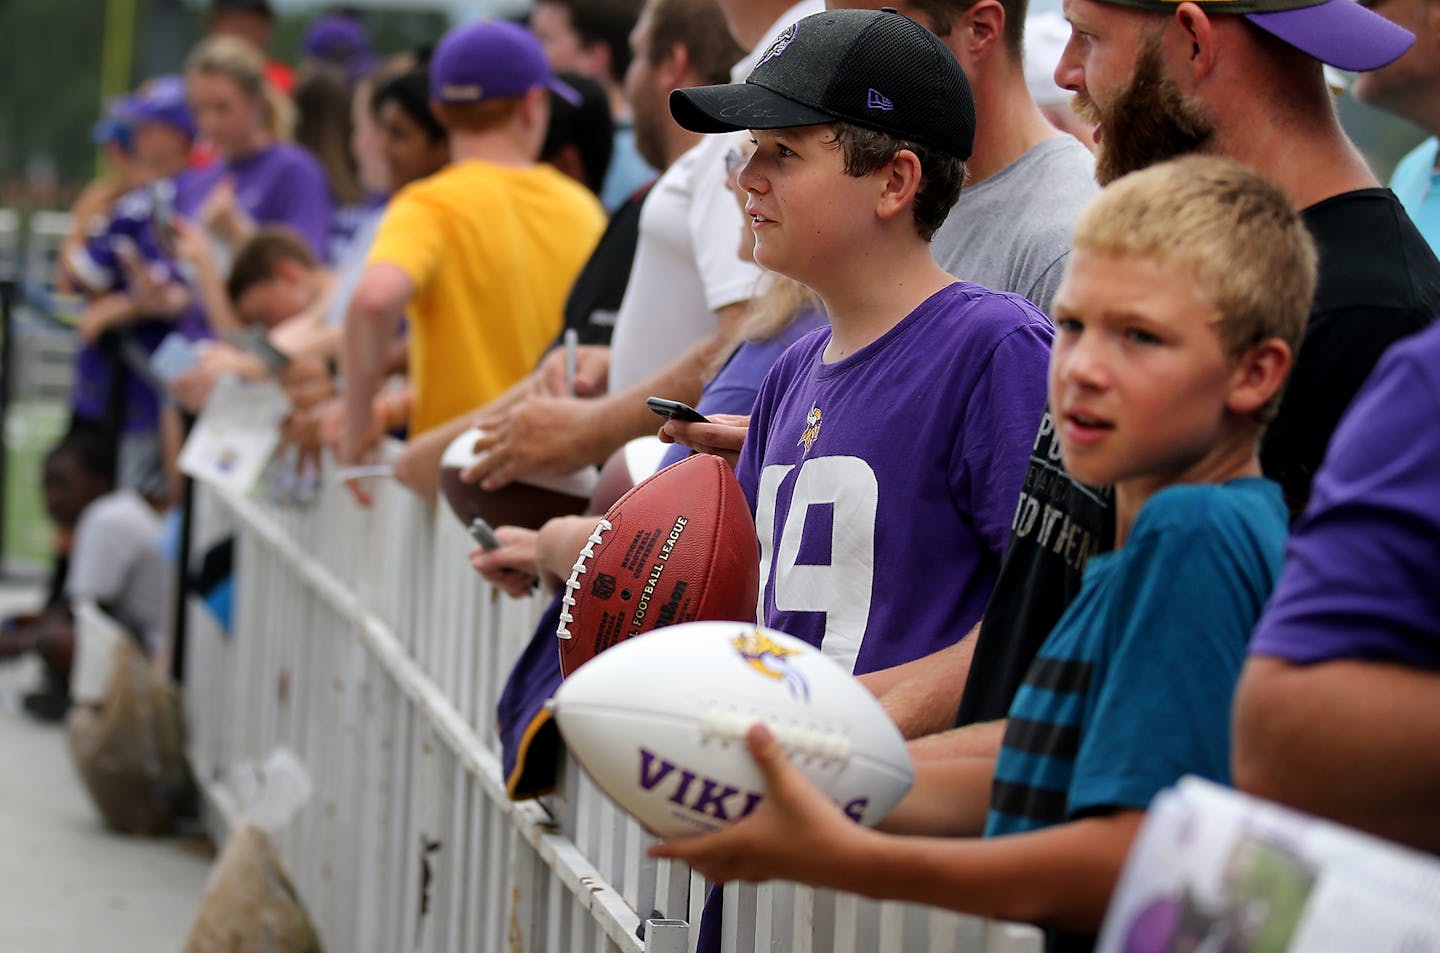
xmin=798 ymin=404 xmax=823 ymax=454
xmin=733 ymin=630 xmax=810 ymax=702
xmin=756 ymin=23 xmax=795 ymax=69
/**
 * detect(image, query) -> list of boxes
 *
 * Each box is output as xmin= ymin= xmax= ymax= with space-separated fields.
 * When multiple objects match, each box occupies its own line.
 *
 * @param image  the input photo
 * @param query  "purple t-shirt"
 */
xmin=1250 ymin=321 xmax=1440 ymax=668
xmin=736 ymin=282 xmax=1053 ymax=675
xmin=657 ymin=306 xmax=829 ymax=471
xmin=174 ymin=143 xmax=334 ymax=339
xmin=175 ymin=142 xmax=333 ymax=255
xmin=68 ymin=180 xmax=187 ymax=432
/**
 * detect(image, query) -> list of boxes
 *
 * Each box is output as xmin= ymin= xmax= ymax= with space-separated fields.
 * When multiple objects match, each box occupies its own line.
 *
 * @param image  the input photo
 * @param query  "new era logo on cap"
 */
xmin=867 ymin=89 xmax=894 ymax=111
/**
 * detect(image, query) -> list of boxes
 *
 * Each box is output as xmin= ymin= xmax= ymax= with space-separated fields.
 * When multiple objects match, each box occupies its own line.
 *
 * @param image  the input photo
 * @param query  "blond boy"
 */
xmin=654 ymin=156 xmax=1316 ymax=951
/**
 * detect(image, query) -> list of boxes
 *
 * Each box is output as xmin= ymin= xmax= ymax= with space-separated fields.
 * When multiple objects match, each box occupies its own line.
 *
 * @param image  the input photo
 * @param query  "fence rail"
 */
xmin=185 ymin=456 xmax=1044 ymax=953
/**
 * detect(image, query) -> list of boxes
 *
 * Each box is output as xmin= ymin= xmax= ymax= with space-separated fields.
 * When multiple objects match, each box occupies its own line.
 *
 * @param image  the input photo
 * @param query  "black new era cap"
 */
xmin=670 ymin=8 xmax=975 ymax=161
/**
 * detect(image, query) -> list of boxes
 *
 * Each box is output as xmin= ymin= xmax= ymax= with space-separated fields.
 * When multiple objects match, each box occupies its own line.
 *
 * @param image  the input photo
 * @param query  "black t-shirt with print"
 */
xmin=956 ymin=188 xmax=1440 ymax=727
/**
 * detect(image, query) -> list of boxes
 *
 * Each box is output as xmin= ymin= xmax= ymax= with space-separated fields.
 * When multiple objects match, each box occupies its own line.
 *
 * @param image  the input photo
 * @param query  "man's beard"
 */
xmin=1071 ymin=38 xmax=1217 ymax=185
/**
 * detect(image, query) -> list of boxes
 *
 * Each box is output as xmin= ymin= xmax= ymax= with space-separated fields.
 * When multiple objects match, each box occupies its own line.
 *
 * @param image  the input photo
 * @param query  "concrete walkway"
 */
xmin=0 ymin=585 xmax=211 ymax=952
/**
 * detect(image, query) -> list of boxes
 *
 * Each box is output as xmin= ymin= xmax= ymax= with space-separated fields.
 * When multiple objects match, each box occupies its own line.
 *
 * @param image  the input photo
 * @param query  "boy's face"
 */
xmin=1048 ymin=249 xmax=1242 ymax=490
xmin=236 ymin=262 xmax=314 ymax=327
xmin=739 ymin=126 xmax=887 ymax=285
xmin=377 ymin=100 xmax=448 ymax=190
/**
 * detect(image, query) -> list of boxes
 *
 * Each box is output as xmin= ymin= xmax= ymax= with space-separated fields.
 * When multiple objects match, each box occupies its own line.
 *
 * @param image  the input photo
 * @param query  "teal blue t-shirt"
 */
xmin=1389 ymin=137 xmax=1440 ymax=259
xmin=986 ymin=478 xmax=1287 ymax=839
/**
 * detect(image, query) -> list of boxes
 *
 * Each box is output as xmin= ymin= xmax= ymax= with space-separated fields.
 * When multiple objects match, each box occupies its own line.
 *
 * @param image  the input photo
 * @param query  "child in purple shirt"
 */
xmin=668 ymin=10 xmax=1050 ymax=677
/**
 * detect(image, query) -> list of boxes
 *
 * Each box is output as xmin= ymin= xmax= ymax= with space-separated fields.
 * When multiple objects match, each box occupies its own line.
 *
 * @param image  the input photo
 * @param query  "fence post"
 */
xmin=0 ymin=274 xmax=14 ymax=577
xmin=643 ymin=918 xmax=689 ymax=953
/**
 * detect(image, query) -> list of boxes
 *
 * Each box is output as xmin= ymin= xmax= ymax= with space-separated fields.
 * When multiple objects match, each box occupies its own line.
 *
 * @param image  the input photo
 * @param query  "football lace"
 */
xmin=698 ymin=704 xmax=853 ymax=765
xmin=556 ymin=518 xmax=613 ymax=642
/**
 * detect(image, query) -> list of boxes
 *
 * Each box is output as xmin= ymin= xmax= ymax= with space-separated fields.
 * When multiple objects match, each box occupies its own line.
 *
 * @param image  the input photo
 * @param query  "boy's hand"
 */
xmin=648 ymin=723 xmax=864 ymax=886
xmin=658 ymin=414 xmax=750 ymax=471
xmin=469 ymin=526 xmax=541 ymax=598
xmin=117 ymin=242 xmax=190 ymax=317
xmin=279 ymin=355 xmax=337 ymax=412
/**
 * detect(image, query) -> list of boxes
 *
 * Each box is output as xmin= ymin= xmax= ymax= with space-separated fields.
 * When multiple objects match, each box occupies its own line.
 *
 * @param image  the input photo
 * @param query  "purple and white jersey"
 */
xmin=736 ymin=282 xmax=1052 ymax=675
xmin=66 ymin=178 xmax=190 ymax=433
xmin=67 ymin=178 xmax=187 ymax=296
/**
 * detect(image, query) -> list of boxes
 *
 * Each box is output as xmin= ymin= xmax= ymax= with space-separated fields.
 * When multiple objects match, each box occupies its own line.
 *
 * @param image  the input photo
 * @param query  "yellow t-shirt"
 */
xmin=367 ymin=160 xmax=605 ymax=435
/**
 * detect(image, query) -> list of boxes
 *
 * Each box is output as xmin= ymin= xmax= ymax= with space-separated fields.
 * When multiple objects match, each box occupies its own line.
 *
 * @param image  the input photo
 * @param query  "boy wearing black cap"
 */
xmin=667 ymin=9 xmax=1052 ymax=679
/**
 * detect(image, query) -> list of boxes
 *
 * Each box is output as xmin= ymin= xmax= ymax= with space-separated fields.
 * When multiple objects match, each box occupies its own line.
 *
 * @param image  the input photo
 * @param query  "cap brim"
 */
xmin=670 ymin=83 xmax=836 ymax=135
xmin=1245 ymin=0 xmax=1414 ymax=71
xmin=549 ymin=77 xmax=582 ymax=108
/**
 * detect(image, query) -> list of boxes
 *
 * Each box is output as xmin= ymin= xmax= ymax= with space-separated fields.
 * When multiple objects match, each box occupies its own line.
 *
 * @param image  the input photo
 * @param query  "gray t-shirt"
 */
xmin=932 ymin=135 xmax=1098 ymax=314
xmin=67 ymin=490 xmax=169 ymax=653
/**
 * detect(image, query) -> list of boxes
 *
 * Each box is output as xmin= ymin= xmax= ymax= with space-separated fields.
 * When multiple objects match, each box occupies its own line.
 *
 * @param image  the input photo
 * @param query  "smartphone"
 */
xmin=149 ymin=331 xmax=199 ymax=382
xmin=468 ymin=518 xmax=502 ymax=552
xmin=646 ymin=396 xmax=709 ymax=423
xmin=225 ymin=327 xmax=292 ymax=375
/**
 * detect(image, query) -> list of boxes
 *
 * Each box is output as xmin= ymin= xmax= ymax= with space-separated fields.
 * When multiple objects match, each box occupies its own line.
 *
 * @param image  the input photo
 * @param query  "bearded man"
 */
xmin=871 ymin=0 xmax=1440 ymax=760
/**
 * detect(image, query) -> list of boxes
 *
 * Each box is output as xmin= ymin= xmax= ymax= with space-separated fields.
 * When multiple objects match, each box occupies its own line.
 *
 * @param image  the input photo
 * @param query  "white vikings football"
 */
xmin=550 ymin=621 xmax=914 ymax=838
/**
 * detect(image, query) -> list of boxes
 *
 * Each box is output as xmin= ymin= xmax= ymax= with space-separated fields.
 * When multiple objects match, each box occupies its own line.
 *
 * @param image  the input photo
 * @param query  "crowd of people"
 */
xmin=4 ymin=0 xmax=1438 ymax=948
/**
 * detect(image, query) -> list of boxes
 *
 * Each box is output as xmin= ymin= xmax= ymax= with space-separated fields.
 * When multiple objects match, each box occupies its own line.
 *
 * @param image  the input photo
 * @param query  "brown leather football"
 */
xmin=556 ymin=453 xmax=759 ymax=678
xmin=438 ymin=426 xmax=596 ymax=532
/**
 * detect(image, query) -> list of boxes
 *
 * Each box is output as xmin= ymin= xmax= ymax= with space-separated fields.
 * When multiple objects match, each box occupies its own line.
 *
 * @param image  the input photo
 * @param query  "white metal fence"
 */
xmin=184 ymin=461 xmax=1044 ymax=953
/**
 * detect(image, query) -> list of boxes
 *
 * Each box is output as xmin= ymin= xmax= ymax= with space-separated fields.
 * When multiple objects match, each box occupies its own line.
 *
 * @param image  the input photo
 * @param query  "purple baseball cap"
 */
xmin=430 ymin=19 xmax=580 ymax=106
xmin=91 ymin=95 xmax=136 ymax=149
xmin=118 ymin=75 xmax=196 ymax=140
xmin=1098 ymin=0 xmax=1413 ymax=71
xmin=301 ymin=14 xmax=379 ymax=80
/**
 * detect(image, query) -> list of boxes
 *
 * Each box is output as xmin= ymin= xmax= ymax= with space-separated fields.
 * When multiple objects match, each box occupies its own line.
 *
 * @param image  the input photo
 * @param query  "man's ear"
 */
xmin=272 ymin=258 xmax=305 ymax=284
xmin=577 ymin=40 xmax=614 ymax=84
xmin=1171 ymin=2 xmax=1218 ymax=85
xmin=519 ymin=86 xmax=552 ymax=128
xmin=658 ymin=43 xmax=692 ymax=91
xmin=958 ymin=0 xmax=1007 ymax=63
xmin=1227 ymin=338 xmax=1292 ymax=417
xmin=875 ymin=148 xmax=925 ymax=225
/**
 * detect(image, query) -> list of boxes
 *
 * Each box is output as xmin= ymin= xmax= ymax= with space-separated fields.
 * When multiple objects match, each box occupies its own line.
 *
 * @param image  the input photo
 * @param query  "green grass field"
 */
xmin=3 ymin=401 xmax=68 ymax=576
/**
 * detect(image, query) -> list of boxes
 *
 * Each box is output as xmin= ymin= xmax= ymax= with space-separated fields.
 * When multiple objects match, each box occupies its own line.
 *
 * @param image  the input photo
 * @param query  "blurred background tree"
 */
xmin=0 ymin=0 xmax=479 ymax=208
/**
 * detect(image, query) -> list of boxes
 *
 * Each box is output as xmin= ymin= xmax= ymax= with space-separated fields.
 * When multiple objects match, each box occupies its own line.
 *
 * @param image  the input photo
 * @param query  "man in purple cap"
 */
xmin=300 ymin=13 xmax=378 ymax=85
xmin=338 ymin=20 xmax=605 ymax=473
xmin=875 ymin=0 xmax=1440 ymax=761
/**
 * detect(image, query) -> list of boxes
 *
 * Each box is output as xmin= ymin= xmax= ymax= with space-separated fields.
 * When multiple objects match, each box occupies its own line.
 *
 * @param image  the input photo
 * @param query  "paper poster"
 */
xmin=1098 ymin=778 xmax=1440 ymax=953
xmin=178 ymin=374 xmax=291 ymax=495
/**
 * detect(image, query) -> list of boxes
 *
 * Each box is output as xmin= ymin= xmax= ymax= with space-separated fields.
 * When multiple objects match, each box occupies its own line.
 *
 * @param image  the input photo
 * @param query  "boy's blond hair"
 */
xmin=1072 ymin=156 xmax=1316 ymax=421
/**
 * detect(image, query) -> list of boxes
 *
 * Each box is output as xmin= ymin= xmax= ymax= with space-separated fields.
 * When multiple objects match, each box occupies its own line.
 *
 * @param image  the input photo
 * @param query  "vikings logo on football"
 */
xmin=734 ymin=629 xmax=810 ymax=702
